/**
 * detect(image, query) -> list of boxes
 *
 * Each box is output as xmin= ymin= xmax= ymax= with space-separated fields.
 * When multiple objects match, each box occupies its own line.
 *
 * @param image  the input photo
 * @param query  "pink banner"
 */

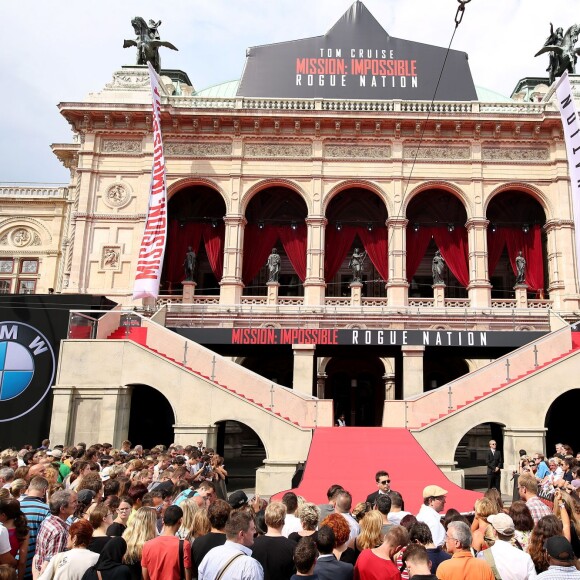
xmin=133 ymin=63 xmax=168 ymax=300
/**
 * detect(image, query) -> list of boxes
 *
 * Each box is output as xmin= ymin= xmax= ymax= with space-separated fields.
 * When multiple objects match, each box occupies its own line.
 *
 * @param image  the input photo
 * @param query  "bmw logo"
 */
xmin=0 ymin=322 xmax=55 ymax=422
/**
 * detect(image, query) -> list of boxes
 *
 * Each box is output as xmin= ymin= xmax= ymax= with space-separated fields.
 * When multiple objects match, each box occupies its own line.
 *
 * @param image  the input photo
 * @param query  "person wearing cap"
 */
xmin=228 ymin=490 xmax=249 ymax=510
xmin=477 ymin=513 xmax=537 ymax=579
xmin=537 ymin=535 xmax=580 ymax=578
xmin=416 ymin=485 xmax=447 ymax=548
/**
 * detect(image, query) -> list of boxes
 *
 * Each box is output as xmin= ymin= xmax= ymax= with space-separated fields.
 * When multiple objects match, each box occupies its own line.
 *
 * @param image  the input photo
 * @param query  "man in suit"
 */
xmin=486 ymin=439 xmax=503 ymax=490
xmin=314 ymin=526 xmax=353 ymax=580
xmin=365 ymin=470 xmax=399 ymax=507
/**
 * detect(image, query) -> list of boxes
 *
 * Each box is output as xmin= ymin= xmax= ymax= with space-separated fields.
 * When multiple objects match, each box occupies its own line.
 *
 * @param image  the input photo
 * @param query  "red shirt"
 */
xmin=354 ymin=548 xmax=402 ymax=580
xmin=141 ymin=535 xmax=191 ymax=580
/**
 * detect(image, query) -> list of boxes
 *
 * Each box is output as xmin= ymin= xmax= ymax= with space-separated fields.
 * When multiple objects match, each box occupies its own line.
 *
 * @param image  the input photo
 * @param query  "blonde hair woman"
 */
xmin=191 ymin=508 xmax=211 ymax=539
xmin=122 ymin=507 xmax=157 ymax=578
xmin=177 ymin=497 xmax=200 ymax=542
xmin=288 ymin=502 xmax=320 ymax=542
xmin=354 ymin=511 xmax=384 ymax=553
xmin=471 ymin=497 xmax=497 ymax=552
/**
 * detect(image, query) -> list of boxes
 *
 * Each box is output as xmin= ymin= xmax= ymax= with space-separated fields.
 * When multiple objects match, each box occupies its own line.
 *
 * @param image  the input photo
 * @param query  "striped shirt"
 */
xmin=19 ymin=495 xmax=50 ymax=579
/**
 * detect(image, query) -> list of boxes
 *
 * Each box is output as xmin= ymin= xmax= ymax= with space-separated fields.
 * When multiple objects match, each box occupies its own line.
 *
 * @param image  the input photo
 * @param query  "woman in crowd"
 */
xmin=9 ymin=479 xmax=27 ymax=500
xmin=191 ymin=508 xmax=211 ymax=539
xmin=107 ymin=497 xmax=133 ymax=537
xmin=88 ymin=504 xmax=114 ymax=554
xmin=508 ymin=500 xmax=534 ymax=552
xmin=553 ymin=489 xmax=580 ymax=556
xmin=528 ymin=514 xmax=564 ymax=574
xmin=0 ymin=498 xmax=28 ymax=579
xmin=484 ymin=487 xmax=504 ymax=513
xmin=319 ymin=513 xmax=354 ymax=564
xmin=81 ymin=537 xmax=132 ymax=580
xmin=353 ymin=510 xmax=383 ymax=556
xmin=288 ymin=502 xmax=320 ymax=543
xmin=69 ymin=490 xmax=96 ymax=525
xmin=122 ymin=507 xmax=157 ymax=580
xmin=210 ymin=455 xmax=228 ymax=500
xmin=471 ymin=497 xmax=497 ymax=552
xmin=177 ymin=497 xmax=199 ymax=542
xmin=38 ymin=519 xmax=99 ymax=580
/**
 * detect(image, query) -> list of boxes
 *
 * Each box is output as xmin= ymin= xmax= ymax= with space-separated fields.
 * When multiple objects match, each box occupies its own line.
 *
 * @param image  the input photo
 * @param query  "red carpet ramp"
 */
xmin=272 ymin=427 xmax=481 ymax=514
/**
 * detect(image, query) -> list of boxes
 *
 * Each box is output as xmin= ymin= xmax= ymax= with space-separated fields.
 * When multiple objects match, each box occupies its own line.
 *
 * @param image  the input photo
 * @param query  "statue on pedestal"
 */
xmin=266 ymin=248 xmax=281 ymax=282
xmin=183 ymin=246 xmax=196 ymax=281
xmin=535 ymin=23 xmax=580 ymax=85
xmin=123 ymin=17 xmax=178 ymax=73
xmin=432 ymin=250 xmax=445 ymax=285
xmin=349 ymin=248 xmax=366 ymax=282
xmin=515 ymin=250 xmax=526 ymax=285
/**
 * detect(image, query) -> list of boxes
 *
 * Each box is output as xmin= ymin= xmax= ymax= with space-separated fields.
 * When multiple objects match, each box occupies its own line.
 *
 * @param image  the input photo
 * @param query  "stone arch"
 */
xmin=211 ymin=416 xmax=271 ymax=460
xmin=451 ymin=419 xmax=507 ymax=457
xmin=324 ymin=180 xmax=391 ymax=215
xmin=167 ymin=176 xmax=229 ymax=212
xmin=0 ymin=217 xmax=52 ymax=246
xmin=404 ymin=181 xmax=471 ymax=219
xmin=241 ymin=179 xmax=310 ymax=215
xmin=485 ymin=182 xmax=552 ymax=219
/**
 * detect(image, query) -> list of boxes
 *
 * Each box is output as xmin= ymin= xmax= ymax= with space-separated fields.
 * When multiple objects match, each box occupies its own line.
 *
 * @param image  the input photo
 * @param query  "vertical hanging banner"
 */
xmin=133 ymin=62 xmax=168 ymax=300
xmin=555 ymin=72 xmax=580 ymax=283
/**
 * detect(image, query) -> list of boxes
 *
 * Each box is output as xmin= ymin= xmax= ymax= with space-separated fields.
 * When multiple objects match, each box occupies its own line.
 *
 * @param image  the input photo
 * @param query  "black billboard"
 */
xmin=237 ymin=1 xmax=477 ymax=101
xmin=0 ymin=295 xmax=114 ymax=448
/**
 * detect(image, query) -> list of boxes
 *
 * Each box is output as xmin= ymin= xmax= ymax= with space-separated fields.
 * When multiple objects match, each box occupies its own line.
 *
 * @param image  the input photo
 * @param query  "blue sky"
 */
xmin=0 ymin=0 xmax=573 ymax=183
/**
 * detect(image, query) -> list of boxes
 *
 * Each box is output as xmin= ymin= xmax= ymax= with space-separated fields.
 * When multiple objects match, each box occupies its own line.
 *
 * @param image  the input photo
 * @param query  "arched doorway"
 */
xmin=454 ymin=422 xmax=504 ymax=491
xmin=325 ymin=188 xmax=389 ymax=298
xmin=243 ymin=187 xmax=308 ymax=297
xmin=406 ymin=189 xmax=469 ymax=298
xmin=214 ymin=420 xmax=266 ymax=491
xmin=545 ymin=389 xmax=580 ymax=455
xmin=128 ymin=384 xmax=175 ymax=448
xmin=423 ymin=354 xmax=469 ymax=391
xmin=325 ymin=357 xmax=385 ymax=426
xmin=486 ymin=190 xmax=547 ymax=299
xmin=240 ymin=354 xmax=294 ymax=388
xmin=162 ymin=185 xmax=227 ymax=295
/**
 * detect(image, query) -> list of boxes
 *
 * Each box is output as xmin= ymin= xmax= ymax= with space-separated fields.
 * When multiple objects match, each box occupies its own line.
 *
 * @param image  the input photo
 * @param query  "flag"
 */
xmin=133 ymin=62 xmax=168 ymax=300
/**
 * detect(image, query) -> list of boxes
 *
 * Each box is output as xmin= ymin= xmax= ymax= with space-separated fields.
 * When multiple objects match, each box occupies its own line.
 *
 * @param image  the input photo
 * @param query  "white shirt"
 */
xmin=38 ymin=548 xmax=99 ymax=580
xmin=281 ymin=513 xmax=302 ymax=537
xmin=0 ymin=525 xmax=10 ymax=555
xmin=388 ymin=510 xmax=411 ymax=525
xmin=198 ymin=540 xmax=264 ymax=580
xmin=416 ymin=504 xmax=446 ymax=547
xmin=477 ymin=538 xmax=537 ymax=580
xmin=339 ymin=512 xmax=360 ymax=543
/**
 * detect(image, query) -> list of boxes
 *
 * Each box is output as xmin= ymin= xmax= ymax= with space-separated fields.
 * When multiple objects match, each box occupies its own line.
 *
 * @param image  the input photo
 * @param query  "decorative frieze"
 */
xmin=482 ymin=148 xmax=550 ymax=161
xmin=101 ymin=139 xmax=142 ymax=154
xmin=403 ymin=146 xmax=471 ymax=160
xmin=165 ymin=142 xmax=232 ymax=157
xmin=104 ymin=69 xmax=150 ymax=91
xmin=244 ymin=143 xmax=312 ymax=157
xmin=325 ymin=144 xmax=392 ymax=159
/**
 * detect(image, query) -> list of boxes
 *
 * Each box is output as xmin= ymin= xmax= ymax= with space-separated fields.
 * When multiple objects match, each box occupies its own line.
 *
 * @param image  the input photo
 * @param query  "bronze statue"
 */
xmin=123 ymin=17 xmax=178 ymax=74
xmin=535 ymin=23 xmax=580 ymax=85
xmin=432 ymin=250 xmax=445 ymax=285
xmin=183 ymin=246 xmax=196 ymax=281
xmin=266 ymin=248 xmax=281 ymax=283
xmin=515 ymin=250 xmax=526 ymax=285
xmin=349 ymin=248 xmax=366 ymax=282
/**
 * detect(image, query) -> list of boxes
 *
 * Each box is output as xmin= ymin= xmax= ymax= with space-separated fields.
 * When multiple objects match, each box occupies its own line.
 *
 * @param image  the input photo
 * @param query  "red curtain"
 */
xmin=242 ymin=225 xmax=279 ymax=284
xmin=356 ymin=227 xmax=389 ymax=282
xmin=165 ymin=220 xmax=204 ymax=286
xmin=324 ymin=226 xmax=357 ymax=282
xmin=278 ymin=225 xmax=307 ymax=281
xmin=487 ymin=227 xmax=509 ymax=277
xmin=433 ymin=227 xmax=470 ymax=287
xmin=406 ymin=227 xmax=434 ymax=281
xmin=202 ymin=223 xmax=225 ymax=281
xmin=505 ymin=225 xmax=544 ymax=291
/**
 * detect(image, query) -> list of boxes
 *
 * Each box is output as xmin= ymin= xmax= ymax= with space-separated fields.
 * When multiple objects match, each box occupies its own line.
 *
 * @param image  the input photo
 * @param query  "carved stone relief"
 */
xmin=403 ymin=146 xmax=471 ymax=160
xmin=165 ymin=142 xmax=232 ymax=156
xmin=245 ymin=143 xmax=312 ymax=157
xmin=325 ymin=144 xmax=392 ymax=159
xmin=12 ymin=228 xmax=32 ymax=247
xmin=482 ymin=148 xmax=550 ymax=161
xmin=104 ymin=184 xmax=131 ymax=209
xmin=102 ymin=246 xmax=121 ymax=271
xmin=101 ymin=139 xmax=142 ymax=154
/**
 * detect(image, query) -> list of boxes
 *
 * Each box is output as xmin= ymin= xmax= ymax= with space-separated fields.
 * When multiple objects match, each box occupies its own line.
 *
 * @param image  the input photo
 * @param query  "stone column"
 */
xmin=99 ymin=386 xmax=132 ymax=447
xmin=182 ymin=281 xmax=197 ymax=304
xmin=402 ymin=345 xmax=425 ymax=398
xmin=386 ymin=217 xmax=409 ymax=307
xmin=220 ymin=215 xmax=246 ymax=305
xmin=292 ymin=344 xmax=316 ymax=396
xmin=303 ymin=216 xmax=327 ymax=306
xmin=316 ymin=373 xmax=327 ymax=399
xmin=514 ymin=284 xmax=528 ymax=308
xmin=49 ymin=386 xmax=75 ymax=445
xmin=350 ymin=282 xmax=363 ymax=306
xmin=173 ymin=425 xmax=218 ymax=449
xmin=383 ymin=372 xmax=396 ymax=400
xmin=433 ymin=283 xmax=445 ymax=307
xmin=466 ymin=218 xmax=492 ymax=308
xmin=266 ymin=282 xmax=279 ymax=305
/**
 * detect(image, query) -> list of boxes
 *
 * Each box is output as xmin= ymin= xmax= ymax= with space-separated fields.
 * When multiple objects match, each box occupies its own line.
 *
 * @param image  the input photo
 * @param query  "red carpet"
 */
xmin=272 ymin=427 xmax=481 ymax=514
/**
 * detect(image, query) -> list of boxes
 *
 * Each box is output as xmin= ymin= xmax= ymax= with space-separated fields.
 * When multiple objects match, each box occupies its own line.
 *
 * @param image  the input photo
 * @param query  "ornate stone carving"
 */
xmin=482 ymin=148 xmax=550 ymax=161
xmin=102 ymin=246 xmax=121 ymax=270
xmin=165 ymin=142 xmax=232 ymax=156
xmin=245 ymin=143 xmax=312 ymax=157
xmin=105 ymin=69 xmax=150 ymax=91
xmin=101 ymin=139 xmax=142 ymax=154
xmin=12 ymin=228 xmax=32 ymax=247
xmin=325 ymin=145 xmax=392 ymax=159
xmin=0 ymin=234 xmax=8 ymax=246
xmin=32 ymin=233 xmax=42 ymax=246
xmin=104 ymin=184 xmax=131 ymax=208
xmin=403 ymin=146 xmax=471 ymax=160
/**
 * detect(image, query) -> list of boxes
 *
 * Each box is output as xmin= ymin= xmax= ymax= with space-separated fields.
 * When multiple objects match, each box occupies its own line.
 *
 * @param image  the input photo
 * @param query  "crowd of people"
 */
xmin=0 ymin=438 xmax=579 ymax=579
